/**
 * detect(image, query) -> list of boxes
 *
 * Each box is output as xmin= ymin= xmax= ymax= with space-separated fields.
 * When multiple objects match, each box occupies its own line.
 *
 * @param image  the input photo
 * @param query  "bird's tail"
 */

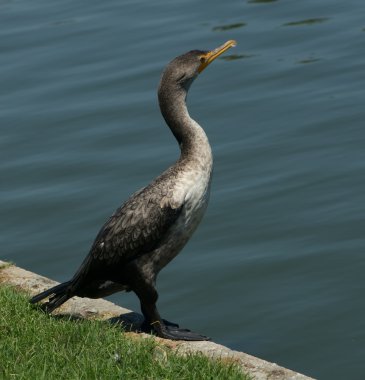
xmin=30 ymin=281 xmax=72 ymax=313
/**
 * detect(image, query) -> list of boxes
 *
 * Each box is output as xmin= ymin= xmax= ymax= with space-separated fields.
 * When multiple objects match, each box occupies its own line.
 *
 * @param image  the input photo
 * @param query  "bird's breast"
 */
xmin=157 ymin=165 xmax=212 ymax=264
xmin=149 ymin=182 xmax=209 ymax=276
xmin=180 ymin=168 xmax=212 ymax=226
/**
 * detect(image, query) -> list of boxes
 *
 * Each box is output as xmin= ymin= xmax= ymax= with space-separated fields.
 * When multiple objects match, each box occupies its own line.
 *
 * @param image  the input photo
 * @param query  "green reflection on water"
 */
xmin=283 ymin=18 xmax=329 ymax=26
xmin=213 ymin=22 xmax=246 ymax=32
xmin=298 ymin=58 xmax=320 ymax=64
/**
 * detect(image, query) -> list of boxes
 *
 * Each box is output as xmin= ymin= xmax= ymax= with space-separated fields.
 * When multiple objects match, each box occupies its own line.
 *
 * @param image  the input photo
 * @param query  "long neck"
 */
xmin=158 ymin=83 xmax=212 ymax=164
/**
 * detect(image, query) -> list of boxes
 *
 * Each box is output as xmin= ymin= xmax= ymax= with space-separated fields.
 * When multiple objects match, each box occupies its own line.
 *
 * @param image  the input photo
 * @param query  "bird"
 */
xmin=30 ymin=40 xmax=237 ymax=341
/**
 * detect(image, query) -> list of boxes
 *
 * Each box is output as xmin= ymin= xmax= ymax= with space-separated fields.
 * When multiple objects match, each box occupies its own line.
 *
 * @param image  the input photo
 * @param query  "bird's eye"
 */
xmin=200 ymin=56 xmax=207 ymax=63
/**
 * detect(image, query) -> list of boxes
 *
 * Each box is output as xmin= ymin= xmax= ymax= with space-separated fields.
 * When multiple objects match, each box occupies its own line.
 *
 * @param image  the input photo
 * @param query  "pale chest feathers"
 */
xmin=166 ymin=162 xmax=212 ymax=234
xmin=142 ymin=167 xmax=212 ymax=275
xmin=181 ymin=169 xmax=211 ymax=222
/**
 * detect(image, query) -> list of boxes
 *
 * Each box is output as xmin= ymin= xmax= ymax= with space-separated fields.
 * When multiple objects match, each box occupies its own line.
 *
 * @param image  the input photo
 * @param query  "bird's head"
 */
xmin=158 ymin=40 xmax=237 ymax=96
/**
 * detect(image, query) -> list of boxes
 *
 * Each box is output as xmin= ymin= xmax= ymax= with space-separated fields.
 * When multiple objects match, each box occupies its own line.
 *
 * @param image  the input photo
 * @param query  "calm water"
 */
xmin=2 ymin=0 xmax=365 ymax=378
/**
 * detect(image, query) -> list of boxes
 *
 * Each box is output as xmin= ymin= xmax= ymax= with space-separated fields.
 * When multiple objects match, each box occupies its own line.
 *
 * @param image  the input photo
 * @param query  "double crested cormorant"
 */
xmin=31 ymin=40 xmax=237 ymax=341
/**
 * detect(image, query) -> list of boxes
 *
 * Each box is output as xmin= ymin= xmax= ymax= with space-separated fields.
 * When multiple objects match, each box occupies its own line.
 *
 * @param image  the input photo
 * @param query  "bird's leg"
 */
xmin=140 ymin=304 xmax=179 ymax=328
xmin=131 ymin=276 xmax=210 ymax=341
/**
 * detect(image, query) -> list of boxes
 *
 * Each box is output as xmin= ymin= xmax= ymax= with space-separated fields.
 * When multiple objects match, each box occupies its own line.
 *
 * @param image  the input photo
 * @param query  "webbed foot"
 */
xmin=141 ymin=318 xmax=179 ymax=332
xmin=162 ymin=319 xmax=179 ymax=328
xmin=149 ymin=320 xmax=210 ymax=341
xmin=161 ymin=324 xmax=210 ymax=341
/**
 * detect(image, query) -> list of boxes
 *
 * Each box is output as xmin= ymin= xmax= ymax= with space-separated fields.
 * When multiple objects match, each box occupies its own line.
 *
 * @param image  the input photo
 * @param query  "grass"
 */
xmin=0 ymin=286 xmax=250 ymax=380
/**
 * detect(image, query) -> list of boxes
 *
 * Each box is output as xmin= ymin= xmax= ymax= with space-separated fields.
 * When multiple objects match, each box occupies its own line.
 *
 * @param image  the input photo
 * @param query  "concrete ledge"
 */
xmin=0 ymin=260 xmax=315 ymax=380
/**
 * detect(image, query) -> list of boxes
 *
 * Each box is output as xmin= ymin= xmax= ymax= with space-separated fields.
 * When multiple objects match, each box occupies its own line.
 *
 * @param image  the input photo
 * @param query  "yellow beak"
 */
xmin=198 ymin=40 xmax=237 ymax=73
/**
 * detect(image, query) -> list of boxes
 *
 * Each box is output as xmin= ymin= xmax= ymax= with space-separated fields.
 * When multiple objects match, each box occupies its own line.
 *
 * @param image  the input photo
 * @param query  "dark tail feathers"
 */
xmin=30 ymin=281 xmax=72 ymax=313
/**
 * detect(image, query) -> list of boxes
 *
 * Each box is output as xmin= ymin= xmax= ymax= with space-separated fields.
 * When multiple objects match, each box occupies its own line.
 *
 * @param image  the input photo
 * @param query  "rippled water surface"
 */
xmin=2 ymin=1 xmax=365 ymax=378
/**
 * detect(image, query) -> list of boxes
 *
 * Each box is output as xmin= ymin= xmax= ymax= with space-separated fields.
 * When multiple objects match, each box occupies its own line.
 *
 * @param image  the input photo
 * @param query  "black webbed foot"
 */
xmin=162 ymin=319 xmax=179 ymax=328
xmin=161 ymin=324 xmax=210 ymax=341
xmin=140 ymin=319 xmax=209 ymax=341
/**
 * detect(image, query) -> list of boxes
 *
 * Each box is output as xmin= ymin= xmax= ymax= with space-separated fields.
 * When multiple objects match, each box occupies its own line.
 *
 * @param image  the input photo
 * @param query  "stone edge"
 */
xmin=0 ymin=260 xmax=315 ymax=380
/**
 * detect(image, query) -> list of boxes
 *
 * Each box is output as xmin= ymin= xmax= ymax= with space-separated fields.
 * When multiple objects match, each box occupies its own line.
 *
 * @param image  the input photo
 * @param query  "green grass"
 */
xmin=0 ymin=286 xmax=250 ymax=380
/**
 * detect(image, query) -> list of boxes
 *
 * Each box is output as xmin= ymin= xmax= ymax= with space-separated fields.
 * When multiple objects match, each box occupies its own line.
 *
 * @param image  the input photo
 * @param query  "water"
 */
xmin=1 ymin=0 xmax=365 ymax=378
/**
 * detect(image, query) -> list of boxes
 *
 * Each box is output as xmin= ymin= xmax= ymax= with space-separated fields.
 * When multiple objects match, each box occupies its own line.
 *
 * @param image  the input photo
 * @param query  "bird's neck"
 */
xmin=158 ymin=87 xmax=212 ymax=166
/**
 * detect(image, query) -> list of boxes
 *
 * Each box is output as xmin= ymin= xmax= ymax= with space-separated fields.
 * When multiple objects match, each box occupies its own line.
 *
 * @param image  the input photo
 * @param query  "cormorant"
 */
xmin=31 ymin=40 xmax=237 ymax=341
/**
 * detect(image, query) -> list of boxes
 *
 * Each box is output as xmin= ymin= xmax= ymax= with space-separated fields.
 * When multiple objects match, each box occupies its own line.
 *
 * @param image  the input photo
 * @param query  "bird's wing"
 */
xmin=74 ymin=184 xmax=183 ymax=279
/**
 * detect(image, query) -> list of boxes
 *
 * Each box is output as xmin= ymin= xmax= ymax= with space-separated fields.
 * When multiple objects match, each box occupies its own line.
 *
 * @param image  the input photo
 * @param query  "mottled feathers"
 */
xmin=70 ymin=169 xmax=185 ymax=288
